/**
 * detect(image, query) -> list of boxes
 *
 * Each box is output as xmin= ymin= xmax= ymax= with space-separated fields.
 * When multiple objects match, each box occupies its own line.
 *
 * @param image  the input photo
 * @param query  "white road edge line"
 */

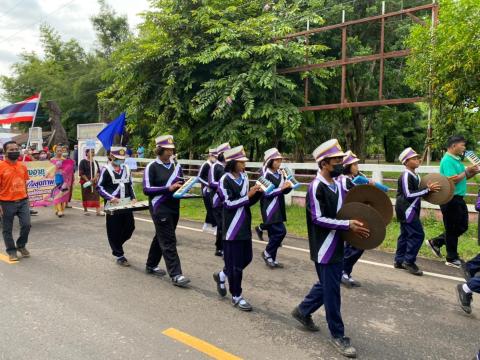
xmin=74 ymin=207 xmax=465 ymax=283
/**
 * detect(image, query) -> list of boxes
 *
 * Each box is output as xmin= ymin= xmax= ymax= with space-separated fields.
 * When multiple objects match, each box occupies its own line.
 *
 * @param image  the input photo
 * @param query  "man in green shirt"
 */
xmin=427 ymin=135 xmax=480 ymax=267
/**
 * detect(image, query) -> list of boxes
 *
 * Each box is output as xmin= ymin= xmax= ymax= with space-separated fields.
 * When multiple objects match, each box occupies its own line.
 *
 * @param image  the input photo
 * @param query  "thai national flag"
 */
xmin=0 ymin=94 xmax=41 ymax=125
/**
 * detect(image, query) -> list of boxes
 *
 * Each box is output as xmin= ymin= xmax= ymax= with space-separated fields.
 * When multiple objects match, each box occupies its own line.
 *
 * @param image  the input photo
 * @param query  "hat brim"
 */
xmin=112 ymin=154 xmax=126 ymax=160
xmin=344 ymin=158 xmax=360 ymax=166
xmin=402 ymin=154 xmax=420 ymax=163
xmin=265 ymin=155 xmax=284 ymax=162
xmin=317 ymin=151 xmax=346 ymax=162
xmin=228 ymin=156 xmax=249 ymax=162
xmin=157 ymin=144 xmax=175 ymax=149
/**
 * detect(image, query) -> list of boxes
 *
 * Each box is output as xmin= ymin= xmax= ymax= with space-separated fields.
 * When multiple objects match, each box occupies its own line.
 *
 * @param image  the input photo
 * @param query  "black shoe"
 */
xmin=330 ymin=336 xmax=357 ymax=358
xmin=29 ymin=210 xmax=38 ymax=216
xmin=461 ymin=261 xmax=472 ymax=282
xmin=403 ymin=262 xmax=423 ymax=276
xmin=116 ymin=257 xmax=130 ymax=267
xmin=393 ymin=261 xmax=405 ymax=269
xmin=213 ymin=271 xmax=227 ymax=297
xmin=146 ymin=266 xmax=167 ymax=277
xmin=425 ymin=239 xmax=442 ymax=258
xmin=291 ymin=306 xmax=320 ymax=332
xmin=456 ymin=284 xmax=472 ymax=314
xmin=261 ymin=252 xmax=276 ymax=268
xmin=255 ymin=226 xmax=264 ymax=241
xmin=18 ymin=247 xmax=30 ymax=258
xmin=232 ymin=297 xmax=252 ymax=311
xmin=445 ymin=259 xmax=462 ymax=268
xmin=214 ymin=249 xmax=223 ymax=257
xmin=172 ymin=274 xmax=190 ymax=288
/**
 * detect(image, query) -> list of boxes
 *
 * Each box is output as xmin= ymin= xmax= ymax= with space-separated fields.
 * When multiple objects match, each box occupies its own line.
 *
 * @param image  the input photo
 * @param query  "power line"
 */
xmin=1 ymin=0 xmax=27 ymax=17
xmin=0 ymin=0 xmax=78 ymax=45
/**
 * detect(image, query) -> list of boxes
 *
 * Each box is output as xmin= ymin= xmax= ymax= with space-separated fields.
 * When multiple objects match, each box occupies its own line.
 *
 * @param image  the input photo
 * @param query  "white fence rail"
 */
xmin=94 ymin=157 xmax=479 ymax=212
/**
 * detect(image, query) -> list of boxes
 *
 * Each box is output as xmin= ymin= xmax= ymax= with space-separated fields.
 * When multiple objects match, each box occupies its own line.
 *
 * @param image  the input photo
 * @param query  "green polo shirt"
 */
xmin=439 ymin=152 xmax=466 ymax=196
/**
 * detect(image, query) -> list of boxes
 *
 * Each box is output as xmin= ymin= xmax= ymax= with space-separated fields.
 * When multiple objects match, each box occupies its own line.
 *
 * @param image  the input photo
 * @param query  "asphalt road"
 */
xmin=0 ymin=205 xmax=477 ymax=360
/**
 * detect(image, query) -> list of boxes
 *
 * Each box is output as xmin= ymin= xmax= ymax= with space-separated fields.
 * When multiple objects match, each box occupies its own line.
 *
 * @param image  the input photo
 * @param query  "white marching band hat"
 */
xmin=224 ymin=145 xmax=249 ymax=162
xmin=343 ymin=150 xmax=360 ymax=166
xmin=312 ymin=139 xmax=345 ymax=163
xmin=264 ymin=148 xmax=283 ymax=163
xmin=156 ymin=135 xmax=175 ymax=149
xmin=399 ymin=147 xmax=419 ymax=164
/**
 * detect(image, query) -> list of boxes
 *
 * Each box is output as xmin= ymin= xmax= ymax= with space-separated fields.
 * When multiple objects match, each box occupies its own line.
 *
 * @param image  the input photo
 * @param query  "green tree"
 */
xmin=406 ymin=0 xmax=480 ymax=149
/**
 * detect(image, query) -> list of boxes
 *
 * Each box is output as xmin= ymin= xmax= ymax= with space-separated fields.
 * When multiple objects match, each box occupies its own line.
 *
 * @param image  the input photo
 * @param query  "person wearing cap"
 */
xmin=208 ymin=142 xmax=231 ymax=256
xmin=427 ymin=135 xmax=480 ymax=268
xmin=291 ymin=139 xmax=369 ymax=358
xmin=394 ymin=148 xmax=440 ymax=276
xmin=212 ymin=145 xmax=262 ymax=311
xmin=143 ymin=135 xmax=190 ymax=287
xmin=257 ymin=148 xmax=292 ymax=268
xmin=198 ymin=148 xmax=218 ymax=234
xmin=337 ymin=150 xmax=365 ymax=288
xmin=97 ymin=146 xmax=137 ymax=267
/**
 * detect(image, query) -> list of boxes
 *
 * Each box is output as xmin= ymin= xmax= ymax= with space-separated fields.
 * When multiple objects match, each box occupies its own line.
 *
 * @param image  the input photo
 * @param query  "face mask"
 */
xmin=62 ymin=152 xmax=68 ymax=157
xmin=330 ymin=164 xmax=344 ymax=178
xmin=7 ymin=151 xmax=20 ymax=161
xmin=39 ymin=154 xmax=47 ymax=160
xmin=113 ymin=159 xmax=124 ymax=166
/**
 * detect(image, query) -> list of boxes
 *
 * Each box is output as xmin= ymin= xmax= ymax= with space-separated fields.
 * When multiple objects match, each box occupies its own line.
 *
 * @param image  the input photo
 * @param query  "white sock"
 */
xmin=342 ymin=273 xmax=349 ymax=280
xmin=258 ymin=225 xmax=263 ymax=231
xmin=264 ymin=250 xmax=273 ymax=262
xmin=232 ymin=295 xmax=242 ymax=303
xmin=219 ymin=271 xmax=226 ymax=289
xmin=463 ymin=284 xmax=472 ymax=294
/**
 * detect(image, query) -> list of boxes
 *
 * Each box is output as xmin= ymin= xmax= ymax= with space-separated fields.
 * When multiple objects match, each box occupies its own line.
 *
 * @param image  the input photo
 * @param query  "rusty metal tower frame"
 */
xmin=276 ymin=3 xmax=439 ymax=112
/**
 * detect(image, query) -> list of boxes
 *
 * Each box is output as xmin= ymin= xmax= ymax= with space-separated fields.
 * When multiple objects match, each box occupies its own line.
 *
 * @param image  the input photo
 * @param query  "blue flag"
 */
xmin=97 ymin=112 xmax=126 ymax=151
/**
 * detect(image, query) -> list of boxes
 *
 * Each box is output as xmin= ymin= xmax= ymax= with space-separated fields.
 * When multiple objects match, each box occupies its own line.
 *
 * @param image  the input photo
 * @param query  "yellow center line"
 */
xmin=162 ymin=328 xmax=243 ymax=360
xmin=0 ymin=253 xmax=18 ymax=264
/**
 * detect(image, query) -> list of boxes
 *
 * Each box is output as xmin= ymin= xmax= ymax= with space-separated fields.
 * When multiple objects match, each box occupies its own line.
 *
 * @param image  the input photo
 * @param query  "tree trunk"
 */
xmin=46 ymin=101 xmax=69 ymax=146
xmin=352 ymin=107 xmax=365 ymax=160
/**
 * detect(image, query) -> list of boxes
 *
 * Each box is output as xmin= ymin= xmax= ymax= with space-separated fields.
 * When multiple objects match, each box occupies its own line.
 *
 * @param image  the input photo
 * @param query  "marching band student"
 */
xmin=292 ymin=139 xmax=369 ymax=358
xmin=258 ymin=148 xmax=292 ymax=269
xmin=208 ymin=143 xmax=231 ymax=256
xmin=338 ymin=151 xmax=364 ymax=288
xmin=394 ymin=148 xmax=440 ymax=276
xmin=212 ymin=146 xmax=262 ymax=311
xmin=198 ymin=148 xmax=218 ymax=234
xmin=456 ymin=252 xmax=480 ymax=314
xmin=143 ymin=135 xmax=190 ymax=287
xmin=97 ymin=146 xmax=136 ymax=267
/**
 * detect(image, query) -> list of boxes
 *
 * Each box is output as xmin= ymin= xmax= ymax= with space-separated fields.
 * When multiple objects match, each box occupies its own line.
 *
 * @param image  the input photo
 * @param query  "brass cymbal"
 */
xmin=344 ymin=185 xmax=393 ymax=225
xmin=337 ymin=202 xmax=386 ymax=250
xmin=420 ymin=173 xmax=454 ymax=206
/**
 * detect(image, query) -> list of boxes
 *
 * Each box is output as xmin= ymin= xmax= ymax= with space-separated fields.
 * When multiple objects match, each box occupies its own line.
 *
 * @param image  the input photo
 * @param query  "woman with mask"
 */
xmin=79 ymin=149 xmax=103 ymax=216
xmin=212 ymin=146 xmax=263 ymax=311
xmin=97 ymin=146 xmax=136 ymax=266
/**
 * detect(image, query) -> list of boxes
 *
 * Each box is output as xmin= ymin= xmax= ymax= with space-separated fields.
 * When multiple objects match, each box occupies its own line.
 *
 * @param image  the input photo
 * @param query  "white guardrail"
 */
xmin=93 ymin=157 xmax=479 ymax=212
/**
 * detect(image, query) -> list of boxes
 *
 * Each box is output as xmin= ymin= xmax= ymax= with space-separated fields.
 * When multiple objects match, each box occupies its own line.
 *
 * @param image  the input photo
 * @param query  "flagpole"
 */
xmin=25 ymin=92 xmax=42 ymax=154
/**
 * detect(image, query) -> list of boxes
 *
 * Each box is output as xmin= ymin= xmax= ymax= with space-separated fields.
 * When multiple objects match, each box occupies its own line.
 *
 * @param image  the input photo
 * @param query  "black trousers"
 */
xmin=106 ymin=212 xmax=135 ymax=257
xmin=146 ymin=212 xmax=182 ymax=277
xmin=202 ymin=192 xmax=217 ymax=227
xmin=212 ymin=207 xmax=223 ymax=251
xmin=431 ymin=195 xmax=468 ymax=261
xmin=223 ymin=240 xmax=253 ymax=298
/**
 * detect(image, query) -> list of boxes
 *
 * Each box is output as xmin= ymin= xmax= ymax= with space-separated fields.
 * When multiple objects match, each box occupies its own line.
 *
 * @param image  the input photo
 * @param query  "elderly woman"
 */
xmin=79 ymin=149 xmax=103 ymax=216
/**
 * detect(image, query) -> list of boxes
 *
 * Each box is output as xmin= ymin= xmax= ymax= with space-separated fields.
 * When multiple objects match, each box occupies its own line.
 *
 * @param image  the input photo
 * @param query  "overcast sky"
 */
xmin=0 ymin=0 xmax=149 ymax=104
